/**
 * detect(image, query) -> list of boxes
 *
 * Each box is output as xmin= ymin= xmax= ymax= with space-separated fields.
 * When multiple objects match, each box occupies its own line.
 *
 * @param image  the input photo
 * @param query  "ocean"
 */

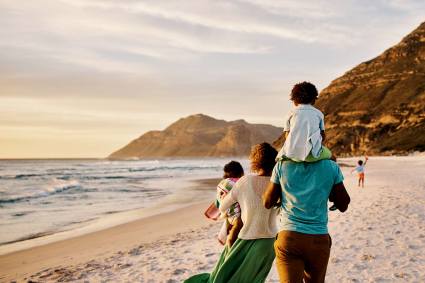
xmin=0 ymin=158 xmax=249 ymax=247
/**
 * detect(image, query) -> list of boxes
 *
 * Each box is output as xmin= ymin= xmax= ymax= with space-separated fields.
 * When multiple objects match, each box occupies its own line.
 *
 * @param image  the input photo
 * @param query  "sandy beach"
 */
xmin=1 ymin=156 xmax=424 ymax=282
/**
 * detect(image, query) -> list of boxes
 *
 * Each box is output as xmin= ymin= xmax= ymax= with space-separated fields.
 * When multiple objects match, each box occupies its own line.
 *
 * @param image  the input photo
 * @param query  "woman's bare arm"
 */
xmin=219 ymin=191 xmax=237 ymax=214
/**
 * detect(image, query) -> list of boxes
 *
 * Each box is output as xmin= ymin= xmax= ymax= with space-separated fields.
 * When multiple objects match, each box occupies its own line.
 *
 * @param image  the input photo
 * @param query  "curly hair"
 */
xmin=223 ymin=160 xmax=244 ymax=178
xmin=249 ymin=142 xmax=277 ymax=174
xmin=290 ymin=81 xmax=319 ymax=104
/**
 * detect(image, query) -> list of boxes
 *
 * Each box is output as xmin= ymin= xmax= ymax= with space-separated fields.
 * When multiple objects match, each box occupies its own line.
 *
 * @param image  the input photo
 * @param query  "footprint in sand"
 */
xmin=394 ymin=272 xmax=410 ymax=279
xmin=391 ymin=261 xmax=398 ymax=267
xmin=197 ymin=265 xmax=209 ymax=271
xmin=118 ymin=263 xmax=133 ymax=269
xmin=173 ymin=268 xmax=188 ymax=275
xmin=128 ymin=248 xmax=141 ymax=256
xmin=330 ymin=257 xmax=340 ymax=263
xmin=373 ymin=276 xmax=391 ymax=282
xmin=360 ymin=254 xmax=375 ymax=261
xmin=352 ymin=263 xmax=367 ymax=271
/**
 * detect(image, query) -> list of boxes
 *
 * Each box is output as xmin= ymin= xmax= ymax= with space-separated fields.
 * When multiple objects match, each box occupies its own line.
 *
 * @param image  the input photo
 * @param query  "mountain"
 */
xmin=109 ymin=114 xmax=283 ymax=159
xmin=274 ymin=22 xmax=425 ymax=156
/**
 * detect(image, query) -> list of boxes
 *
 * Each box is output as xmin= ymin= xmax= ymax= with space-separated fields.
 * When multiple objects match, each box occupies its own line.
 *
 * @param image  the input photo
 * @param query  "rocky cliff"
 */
xmin=274 ymin=22 xmax=425 ymax=156
xmin=109 ymin=114 xmax=282 ymax=159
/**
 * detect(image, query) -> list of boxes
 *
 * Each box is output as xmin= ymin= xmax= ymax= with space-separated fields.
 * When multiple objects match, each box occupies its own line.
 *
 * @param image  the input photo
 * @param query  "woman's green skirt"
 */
xmin=184 ymin=238 xmax=275 ymax=283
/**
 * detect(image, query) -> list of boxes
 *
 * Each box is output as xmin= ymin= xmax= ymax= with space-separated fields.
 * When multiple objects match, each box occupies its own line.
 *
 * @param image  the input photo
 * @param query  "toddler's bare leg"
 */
xmin=226 ymin=217 xmax=243 ymax=247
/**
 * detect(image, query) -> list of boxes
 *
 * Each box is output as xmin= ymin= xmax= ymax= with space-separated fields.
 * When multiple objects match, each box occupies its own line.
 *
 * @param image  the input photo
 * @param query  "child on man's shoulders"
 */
xmin=277 ymin=82 xmax=338 ymax=210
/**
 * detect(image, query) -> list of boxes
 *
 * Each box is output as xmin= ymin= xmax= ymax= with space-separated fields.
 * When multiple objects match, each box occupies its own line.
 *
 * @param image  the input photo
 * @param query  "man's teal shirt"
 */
xmin=271 ymin=160 xmax=344 ymax=234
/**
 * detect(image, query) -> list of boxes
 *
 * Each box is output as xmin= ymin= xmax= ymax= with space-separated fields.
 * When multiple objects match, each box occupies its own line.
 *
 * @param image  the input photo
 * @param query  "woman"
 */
xmin=185 ymin=143 xmax=279 ymax=283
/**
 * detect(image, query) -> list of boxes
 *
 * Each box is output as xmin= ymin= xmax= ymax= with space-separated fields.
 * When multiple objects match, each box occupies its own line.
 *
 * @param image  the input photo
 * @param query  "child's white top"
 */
xmin=355 ymin=165 xmax=365 ymax=173
xmin=220 ymin=175 xmax=278 ymax=240
xmin=279 ymin=104 xmax=325 ymax=161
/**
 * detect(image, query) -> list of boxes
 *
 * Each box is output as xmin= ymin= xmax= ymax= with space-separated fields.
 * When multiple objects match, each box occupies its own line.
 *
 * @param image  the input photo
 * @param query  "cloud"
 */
xmin=0 ymin=0 xmax=424 ymax=157
xmin=62 ymin=0 xmax=348 ymax=43
xmin=3 ymin=0 xmax=421 ymax=77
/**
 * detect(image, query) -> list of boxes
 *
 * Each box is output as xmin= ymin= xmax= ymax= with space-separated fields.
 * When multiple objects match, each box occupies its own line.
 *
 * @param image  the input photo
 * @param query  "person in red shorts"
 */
xmin=351 ymin=156 xmax=368 ymax=188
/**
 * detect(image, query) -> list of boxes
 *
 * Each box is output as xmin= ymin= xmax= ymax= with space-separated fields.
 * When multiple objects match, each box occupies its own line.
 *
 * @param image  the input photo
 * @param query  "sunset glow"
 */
xmin=1 ymin=0 xmax=424 ymax=158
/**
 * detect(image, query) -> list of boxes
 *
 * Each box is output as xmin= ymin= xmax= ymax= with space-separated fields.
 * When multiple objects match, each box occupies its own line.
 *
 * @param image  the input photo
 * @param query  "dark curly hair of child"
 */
xmin=290 ymin=81 xmax=319 ymax=105
xmin=249 ymin=143 xmax=277 ymax=174
xmin=223 ymin=161 xmax=244 ymax=178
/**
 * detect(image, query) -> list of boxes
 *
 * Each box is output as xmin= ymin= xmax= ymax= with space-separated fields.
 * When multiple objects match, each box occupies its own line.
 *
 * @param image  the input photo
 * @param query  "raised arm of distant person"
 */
xmin=363 ymin=156 xmax=369 ymax=166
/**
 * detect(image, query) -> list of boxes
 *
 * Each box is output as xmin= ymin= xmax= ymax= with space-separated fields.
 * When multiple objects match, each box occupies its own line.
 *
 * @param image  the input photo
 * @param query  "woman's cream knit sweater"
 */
xmin=220 ymin=175 xmax=278 ymax=240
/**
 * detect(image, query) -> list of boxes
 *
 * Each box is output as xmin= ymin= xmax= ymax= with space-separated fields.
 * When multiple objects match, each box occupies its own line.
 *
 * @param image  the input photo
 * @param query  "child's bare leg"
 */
xmin=226 ymin=216 xmax=243 ymax=248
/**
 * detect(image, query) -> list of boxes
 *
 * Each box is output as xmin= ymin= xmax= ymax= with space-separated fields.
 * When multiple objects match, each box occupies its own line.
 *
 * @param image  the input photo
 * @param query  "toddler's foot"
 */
xmin=275 ymin=156 xmax=292 ymax=162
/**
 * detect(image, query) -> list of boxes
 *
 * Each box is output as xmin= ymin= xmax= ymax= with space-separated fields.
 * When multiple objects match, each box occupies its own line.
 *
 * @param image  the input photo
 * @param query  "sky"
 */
xmin=0 ymin=0 xmax=424 ymax=158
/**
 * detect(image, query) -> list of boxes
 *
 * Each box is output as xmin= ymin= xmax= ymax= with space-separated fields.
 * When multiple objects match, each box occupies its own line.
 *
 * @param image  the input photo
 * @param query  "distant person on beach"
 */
xmin=352 ymin=156 xmax=369 ymax=188
xmin=186 ymin=143 xmax=279 ymax=283
xmin=204 ymin=161 xmax=244 ymax=247
xmin=276 ymin=81 xmax=332 ymax=162
xmin=263 ymin=158 xmax=350 ymax=282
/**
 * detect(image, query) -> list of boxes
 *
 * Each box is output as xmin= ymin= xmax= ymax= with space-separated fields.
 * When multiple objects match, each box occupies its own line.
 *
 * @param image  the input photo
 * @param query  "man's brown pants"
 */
xmin=274 ymin=231 xmax=331 ymax=283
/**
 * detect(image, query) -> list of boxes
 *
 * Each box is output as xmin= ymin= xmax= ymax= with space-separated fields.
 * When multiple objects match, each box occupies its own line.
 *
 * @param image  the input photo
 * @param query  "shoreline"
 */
xmin=0 ymin=200 xmax=214 ymax=282
xmin=0 ymin=178 xmax=220 ymax=256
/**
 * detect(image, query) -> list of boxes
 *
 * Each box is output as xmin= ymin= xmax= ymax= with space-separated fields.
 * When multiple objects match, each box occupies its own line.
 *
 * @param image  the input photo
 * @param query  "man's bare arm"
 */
xmin=263 ymin=182 xmax=282 ymax=209
xmin=328 ymin=182 xmax=350 ymax=212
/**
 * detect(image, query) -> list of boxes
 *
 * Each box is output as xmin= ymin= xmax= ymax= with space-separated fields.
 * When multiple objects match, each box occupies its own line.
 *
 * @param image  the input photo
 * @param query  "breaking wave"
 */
xmin=0 ymin=179 xmax=82 ymax=204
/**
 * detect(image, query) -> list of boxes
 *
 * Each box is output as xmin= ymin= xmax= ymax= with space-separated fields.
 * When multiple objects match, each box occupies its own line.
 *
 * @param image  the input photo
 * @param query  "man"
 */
xmin=263 ymin=159 xmax=350 ymax=283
